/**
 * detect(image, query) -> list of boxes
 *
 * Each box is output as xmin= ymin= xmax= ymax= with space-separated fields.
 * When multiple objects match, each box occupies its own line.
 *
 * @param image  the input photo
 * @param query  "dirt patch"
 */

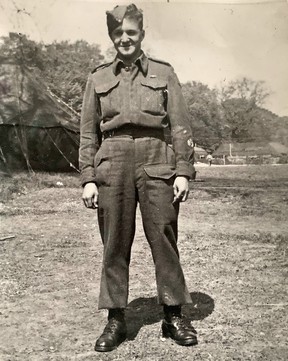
xmin=1 ymin=165 xmax=287 ymax=360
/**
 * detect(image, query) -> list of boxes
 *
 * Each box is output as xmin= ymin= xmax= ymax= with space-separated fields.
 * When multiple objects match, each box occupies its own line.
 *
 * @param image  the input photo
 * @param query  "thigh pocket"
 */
xmin=94 ymin=153 xmax=111 ymax=187
xmin=144 ymin=164 xmax=176 ymax=182
xmin=143 ymin=164 xmax=177 ymax=224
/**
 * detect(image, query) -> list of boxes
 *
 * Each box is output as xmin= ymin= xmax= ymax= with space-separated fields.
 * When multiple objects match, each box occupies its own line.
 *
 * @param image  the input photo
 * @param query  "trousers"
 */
xmin=94 ymin=135 xmax=191 ymax=309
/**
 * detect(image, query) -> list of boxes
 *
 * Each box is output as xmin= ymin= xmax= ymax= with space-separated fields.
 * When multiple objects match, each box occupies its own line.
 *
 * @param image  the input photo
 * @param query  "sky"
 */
xmin=0 ymin=0 xmax=287 ymax=116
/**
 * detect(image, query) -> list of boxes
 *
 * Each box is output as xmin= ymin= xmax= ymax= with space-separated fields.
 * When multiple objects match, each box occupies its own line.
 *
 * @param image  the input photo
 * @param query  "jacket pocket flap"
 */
xmin=144 ymin=164 xmax=175 ymax=179
xmin=95 ymin=80 xmax=119 ymax=94
xmin=94 ymin=156 xmax=103 ymax=168
xmin=94 ymin=147 xmax=108 ymax=168
xmin=141 ymin=79 xmax=167 ymax=90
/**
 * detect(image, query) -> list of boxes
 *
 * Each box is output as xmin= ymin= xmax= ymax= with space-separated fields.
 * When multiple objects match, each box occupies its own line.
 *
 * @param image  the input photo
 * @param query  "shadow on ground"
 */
xmin=125 ymin=291 xmax=214 ymax=340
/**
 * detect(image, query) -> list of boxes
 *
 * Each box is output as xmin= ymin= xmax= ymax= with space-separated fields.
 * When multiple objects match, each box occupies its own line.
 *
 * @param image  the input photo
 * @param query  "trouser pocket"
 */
xmin=143 ymin=164 xmax=177 ymax=225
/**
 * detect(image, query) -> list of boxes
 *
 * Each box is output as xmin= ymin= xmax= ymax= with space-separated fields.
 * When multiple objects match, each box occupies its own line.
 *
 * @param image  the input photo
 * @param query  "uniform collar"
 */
xmin=112 ymin=51 xmax=148 ymax=76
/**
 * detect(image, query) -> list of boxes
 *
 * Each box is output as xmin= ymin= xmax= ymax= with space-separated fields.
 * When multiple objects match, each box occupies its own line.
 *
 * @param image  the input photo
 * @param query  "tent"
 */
xmin=0 ymin=64 xmax=81 ymax=173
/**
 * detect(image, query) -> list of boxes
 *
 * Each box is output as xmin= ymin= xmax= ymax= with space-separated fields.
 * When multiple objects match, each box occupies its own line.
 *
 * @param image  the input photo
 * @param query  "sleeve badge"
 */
xmin=187 ymin=138 xmax=194 ymax=148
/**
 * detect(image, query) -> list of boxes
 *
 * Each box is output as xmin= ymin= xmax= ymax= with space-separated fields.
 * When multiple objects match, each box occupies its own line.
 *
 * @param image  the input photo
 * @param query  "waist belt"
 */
xmin=102 ymin=125 xmax=165 ymax=140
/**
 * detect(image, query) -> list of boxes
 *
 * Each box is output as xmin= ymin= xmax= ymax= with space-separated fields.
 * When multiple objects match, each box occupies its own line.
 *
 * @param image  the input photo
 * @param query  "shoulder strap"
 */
xmin=148 ymin=57 xmax=171 ymax=67
xmin=91 ymin=62 xmax=113 ymax=74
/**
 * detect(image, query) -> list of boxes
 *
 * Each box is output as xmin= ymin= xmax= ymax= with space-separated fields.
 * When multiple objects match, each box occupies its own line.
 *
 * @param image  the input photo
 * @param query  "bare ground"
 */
xmin=0 ymin=165 xmax=288 ymax=361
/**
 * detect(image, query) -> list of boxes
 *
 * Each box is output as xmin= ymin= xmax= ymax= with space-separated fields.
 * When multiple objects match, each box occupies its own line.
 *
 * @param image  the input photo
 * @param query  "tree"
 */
xmin=42 ymin=40 xmax=104 ymax=113
xmin=0 ymin=33 xmax=105 ymax=114
xmin=219 ymin=77 xmax=270 ymax=142
xmin=181 ymin=81 xmax=224 ymax=149
xmin=0 ymin=32 xmax=46 ymax=70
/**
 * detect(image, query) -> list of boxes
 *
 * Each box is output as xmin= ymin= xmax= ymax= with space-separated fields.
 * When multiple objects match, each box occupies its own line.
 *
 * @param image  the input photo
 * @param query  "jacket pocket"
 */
xmin=140 ymin=78 xmax=167 ymax=114
xmin=95 ymin=80 xmax=120 ymax=117
xmin=95 ymin=80 xmax=120 ymax=95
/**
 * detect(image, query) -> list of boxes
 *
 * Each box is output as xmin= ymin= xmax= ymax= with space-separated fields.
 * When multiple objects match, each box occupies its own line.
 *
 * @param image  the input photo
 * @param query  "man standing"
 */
xmin=206 ymin=153 xmax=213 ymax=166
xmin=79 ymin=3 xmax=197 ymax=352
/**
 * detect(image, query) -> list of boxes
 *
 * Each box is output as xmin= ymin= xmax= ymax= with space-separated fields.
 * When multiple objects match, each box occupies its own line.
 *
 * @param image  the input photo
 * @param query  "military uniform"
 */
xmin=79 ymin=52 xmax=195 ymax=309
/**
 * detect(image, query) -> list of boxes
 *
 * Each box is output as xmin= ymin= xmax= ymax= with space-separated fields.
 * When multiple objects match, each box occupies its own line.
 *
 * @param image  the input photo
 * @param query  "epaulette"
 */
xmin=148 ymin=57 xmax=171 ymax=67
xmin=91 ymin=62 xmax=113 ymax=74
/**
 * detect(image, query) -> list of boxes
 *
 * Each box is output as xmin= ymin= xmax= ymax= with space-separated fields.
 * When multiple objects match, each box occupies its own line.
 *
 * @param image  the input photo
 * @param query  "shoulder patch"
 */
xmin=91 ymin=62 xmax=113 ymax=74
xmin=148 ymin=57 xmax=171 ymax=67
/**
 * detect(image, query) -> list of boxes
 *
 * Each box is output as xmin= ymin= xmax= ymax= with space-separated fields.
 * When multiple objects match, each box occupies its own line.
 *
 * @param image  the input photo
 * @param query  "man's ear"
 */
xmin=141 ymin=29 xmax=145 ymax=41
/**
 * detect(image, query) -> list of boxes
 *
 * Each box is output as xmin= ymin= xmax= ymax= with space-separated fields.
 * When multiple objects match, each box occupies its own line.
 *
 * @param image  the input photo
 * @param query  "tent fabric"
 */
xmin=0 ymin=125 xmax=79 ymax=172
xmin=0 ymin=64 xmax=80 ymax=130
xmin=0 ymin=64 xmax=80 ymax=172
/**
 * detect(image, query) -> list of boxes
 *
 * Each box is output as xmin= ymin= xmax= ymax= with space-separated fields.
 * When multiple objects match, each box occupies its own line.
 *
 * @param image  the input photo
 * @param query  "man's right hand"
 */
xmin=82 ymin=182 xmax=98 ymax=209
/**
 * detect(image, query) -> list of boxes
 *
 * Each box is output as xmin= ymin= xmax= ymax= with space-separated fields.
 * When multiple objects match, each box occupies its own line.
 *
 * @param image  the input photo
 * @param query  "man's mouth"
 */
xmin=121 ymin=44 xmax=133 ymax=49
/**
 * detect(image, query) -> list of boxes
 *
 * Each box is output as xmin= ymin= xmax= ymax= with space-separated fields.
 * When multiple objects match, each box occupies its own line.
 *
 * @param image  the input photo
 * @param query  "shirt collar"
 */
xmin=112 ymin=52 xmax=148 ymax=76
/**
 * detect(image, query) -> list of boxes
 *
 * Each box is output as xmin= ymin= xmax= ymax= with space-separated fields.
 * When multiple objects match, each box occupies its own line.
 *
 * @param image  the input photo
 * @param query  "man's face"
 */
xmin=110 ymin=17 xmax=145 ymax=63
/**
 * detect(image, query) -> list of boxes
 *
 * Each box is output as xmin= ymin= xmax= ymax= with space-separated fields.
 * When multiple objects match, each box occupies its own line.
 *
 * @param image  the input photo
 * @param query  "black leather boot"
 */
xmin=95 ymin=309 xmax=127 ymax=352
xmin=162 ymin=305 xmax=198 ymax=346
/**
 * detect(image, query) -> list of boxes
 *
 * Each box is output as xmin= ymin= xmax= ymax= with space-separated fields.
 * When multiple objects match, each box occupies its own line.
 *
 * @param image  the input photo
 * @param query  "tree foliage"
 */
xmin=0 ymin=32 xmax=46 ymax=69
xmin=0 ymin=33 xmax=104 ymax=114
xmin=218 ymin=78 xmax=270 ymax=142
xmin=181 ymin=77 xmax=275 ymax=148
xmin=182 ymin=81 xmax=224 ymax=149
xmin=220 ymin=77 xmax=269 ymax=106
xmin=42 ymin=40 xmax=104 ymax=113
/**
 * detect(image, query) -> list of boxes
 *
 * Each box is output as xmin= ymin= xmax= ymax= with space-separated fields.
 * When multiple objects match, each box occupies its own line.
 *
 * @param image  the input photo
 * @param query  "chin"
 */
xmin=120 ymin=51 xmax=134 ymax=57
xmin=118 ymin=47 xmax=136 ymax=56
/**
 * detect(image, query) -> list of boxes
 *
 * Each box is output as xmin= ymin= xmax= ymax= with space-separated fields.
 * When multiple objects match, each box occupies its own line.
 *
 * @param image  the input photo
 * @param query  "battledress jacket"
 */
xmin=79 ymin=53 xmax=195 ymax=186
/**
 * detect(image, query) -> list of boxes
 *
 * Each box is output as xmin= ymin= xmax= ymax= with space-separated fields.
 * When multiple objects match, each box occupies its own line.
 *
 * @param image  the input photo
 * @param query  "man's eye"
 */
xmin=126 ymin=31 xmax=137 ymax=36
xmin=113 ymin=31 xmax=123 ymax=37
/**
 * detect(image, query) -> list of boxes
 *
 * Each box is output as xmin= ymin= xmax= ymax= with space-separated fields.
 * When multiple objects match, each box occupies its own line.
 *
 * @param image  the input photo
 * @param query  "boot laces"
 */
xmin=104 ymin=318 xmax=122 ymax=333
xmin=173 ymin=317 xmax=196 ymax=334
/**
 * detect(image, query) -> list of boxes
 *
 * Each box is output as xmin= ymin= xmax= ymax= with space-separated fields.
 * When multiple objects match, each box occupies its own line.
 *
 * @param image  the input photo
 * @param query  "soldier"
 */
xmin=79 ymin=3 xmax=197 ymax=352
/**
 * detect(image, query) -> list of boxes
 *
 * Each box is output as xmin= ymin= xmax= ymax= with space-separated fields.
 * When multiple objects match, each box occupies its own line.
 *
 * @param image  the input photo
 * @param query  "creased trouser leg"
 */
xmin=97 ymin=139 xmax=137 ymax=309
xmin=96 ymin=137 xmax=191 ymax=309
xmin=137 ymin=171 xmax=191 ymax=306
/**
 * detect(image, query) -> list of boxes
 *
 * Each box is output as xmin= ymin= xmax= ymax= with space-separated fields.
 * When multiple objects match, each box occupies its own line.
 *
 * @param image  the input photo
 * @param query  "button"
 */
xmin=125 ymin=66 xmax=130 ymax=72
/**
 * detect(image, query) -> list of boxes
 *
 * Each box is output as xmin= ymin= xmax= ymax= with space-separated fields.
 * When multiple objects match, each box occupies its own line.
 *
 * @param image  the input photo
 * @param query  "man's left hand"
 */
xmin=173 ymin=176 xmax=190 ymax=203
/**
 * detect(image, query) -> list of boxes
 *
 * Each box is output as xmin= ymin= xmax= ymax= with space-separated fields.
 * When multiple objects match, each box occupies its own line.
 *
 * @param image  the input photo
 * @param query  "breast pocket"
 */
xmin=140 ymin=79 xmax=167 ymax=115
xmin=95 ymin=80 xmax=120 ymax=118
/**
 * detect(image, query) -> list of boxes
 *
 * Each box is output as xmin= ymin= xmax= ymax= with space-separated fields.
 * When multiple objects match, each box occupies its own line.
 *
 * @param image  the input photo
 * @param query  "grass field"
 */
xmin=0 ymin=164 xmax=287 ymax=360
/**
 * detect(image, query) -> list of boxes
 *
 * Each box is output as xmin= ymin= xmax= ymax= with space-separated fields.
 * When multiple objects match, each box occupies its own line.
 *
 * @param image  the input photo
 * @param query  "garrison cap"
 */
xmin=106 ymin=4 xmax=143 ymax=35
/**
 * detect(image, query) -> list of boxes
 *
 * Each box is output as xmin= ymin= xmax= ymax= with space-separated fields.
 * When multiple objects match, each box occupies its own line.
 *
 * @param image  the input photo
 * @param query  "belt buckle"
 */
xmin=103 ymin=130 xmax=114 ymax=140
xmin=106 ymin=130 xmax=114 ymax=138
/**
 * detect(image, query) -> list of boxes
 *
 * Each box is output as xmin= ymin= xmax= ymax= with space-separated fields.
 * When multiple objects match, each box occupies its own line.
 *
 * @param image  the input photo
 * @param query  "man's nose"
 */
xmin=120 ymin=32 xmax=129 ymax=42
